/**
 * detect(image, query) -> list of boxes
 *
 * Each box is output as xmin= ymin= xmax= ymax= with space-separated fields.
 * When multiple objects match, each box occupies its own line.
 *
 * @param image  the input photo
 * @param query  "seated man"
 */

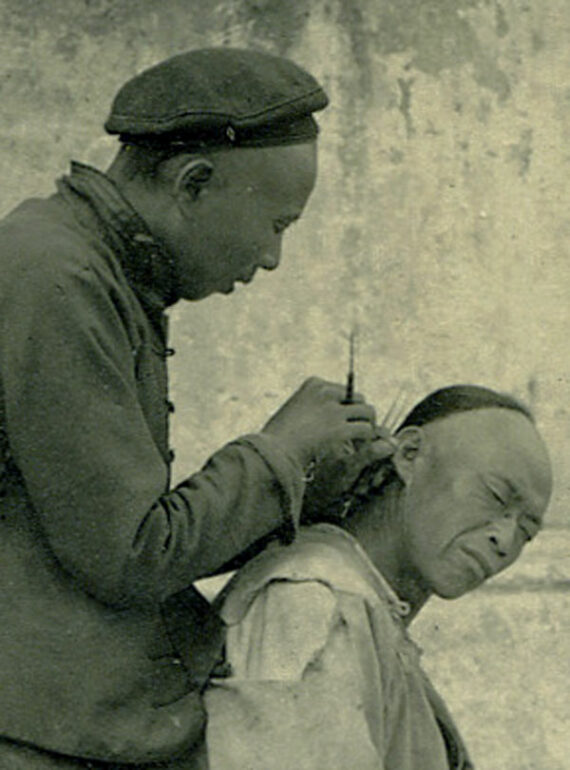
xmin=204 ymin=385 xmax=553 ymax=770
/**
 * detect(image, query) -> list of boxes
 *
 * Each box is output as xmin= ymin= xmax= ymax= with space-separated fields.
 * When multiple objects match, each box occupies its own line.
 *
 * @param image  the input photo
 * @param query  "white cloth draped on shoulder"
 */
xmin=205 ymin=524 xmax=473 ymax=770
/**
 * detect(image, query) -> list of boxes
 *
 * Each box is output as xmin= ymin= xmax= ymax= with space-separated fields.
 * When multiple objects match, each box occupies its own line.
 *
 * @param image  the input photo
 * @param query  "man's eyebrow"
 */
xmin=488 ymin=474 xmax=544 ymax=524
xmin=502 ymin=477 xmax=522 ymax=499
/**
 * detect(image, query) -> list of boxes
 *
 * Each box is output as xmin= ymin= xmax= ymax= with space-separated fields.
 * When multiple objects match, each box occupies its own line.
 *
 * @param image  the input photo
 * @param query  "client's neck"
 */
xmin=342 ymin=486 xmax=431 ymax=625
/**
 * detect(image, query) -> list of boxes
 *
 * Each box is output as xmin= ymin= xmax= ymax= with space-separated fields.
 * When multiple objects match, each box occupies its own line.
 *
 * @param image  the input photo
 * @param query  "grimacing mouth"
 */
xmin=460 ymin=545 xmax=494 ymax=579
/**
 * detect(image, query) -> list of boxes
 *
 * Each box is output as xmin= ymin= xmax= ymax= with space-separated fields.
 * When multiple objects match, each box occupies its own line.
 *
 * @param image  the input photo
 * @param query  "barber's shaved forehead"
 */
xmin=210 ymin=143 xmax=317 ymax=194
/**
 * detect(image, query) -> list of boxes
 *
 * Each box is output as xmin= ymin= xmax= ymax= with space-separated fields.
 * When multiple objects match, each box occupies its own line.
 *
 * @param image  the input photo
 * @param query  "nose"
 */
xmin=258 ymin=240 xmax=282 ymax=272
xmin=487 ymin=517 xmax=519 ymax=560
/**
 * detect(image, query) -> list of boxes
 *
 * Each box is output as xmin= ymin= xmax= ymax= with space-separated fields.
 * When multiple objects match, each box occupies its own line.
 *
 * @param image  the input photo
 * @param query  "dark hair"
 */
xmin=397 ymin=384 xmax=533 ymax=431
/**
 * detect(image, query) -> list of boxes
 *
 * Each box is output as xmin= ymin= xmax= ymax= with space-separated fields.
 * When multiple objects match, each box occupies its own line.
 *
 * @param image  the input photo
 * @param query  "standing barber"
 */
xmin=0 ymin=49 xmax=375 ymax=769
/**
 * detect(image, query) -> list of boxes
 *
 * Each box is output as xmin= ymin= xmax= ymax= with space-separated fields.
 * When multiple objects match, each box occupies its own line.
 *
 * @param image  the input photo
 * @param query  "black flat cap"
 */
xmin=105 ymin=47 xmax=328 ymax=151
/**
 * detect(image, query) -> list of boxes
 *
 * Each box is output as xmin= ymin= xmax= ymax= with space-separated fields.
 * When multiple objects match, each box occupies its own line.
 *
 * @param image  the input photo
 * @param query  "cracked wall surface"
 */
xmin=1 ymin=1 xmax=569 ymax=767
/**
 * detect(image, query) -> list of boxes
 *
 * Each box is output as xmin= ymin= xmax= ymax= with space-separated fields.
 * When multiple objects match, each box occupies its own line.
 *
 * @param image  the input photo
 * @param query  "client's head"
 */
xmin=338 ymin=385 xmax=552 ymax=603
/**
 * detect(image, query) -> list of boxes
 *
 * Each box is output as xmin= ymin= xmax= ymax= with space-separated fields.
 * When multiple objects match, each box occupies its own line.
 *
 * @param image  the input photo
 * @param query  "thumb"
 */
xmin=368 ymin=436 xmax=397 ymax=462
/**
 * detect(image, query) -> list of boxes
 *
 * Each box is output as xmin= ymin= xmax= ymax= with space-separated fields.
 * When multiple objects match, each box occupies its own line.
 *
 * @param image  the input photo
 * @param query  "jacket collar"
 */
xmin=57 ymin=161 xmax=179 ymax=311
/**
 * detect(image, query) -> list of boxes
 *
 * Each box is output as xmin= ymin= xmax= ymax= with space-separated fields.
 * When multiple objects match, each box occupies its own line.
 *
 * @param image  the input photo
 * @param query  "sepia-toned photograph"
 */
xmin=1 ymin=1 xmax=568 ymax=768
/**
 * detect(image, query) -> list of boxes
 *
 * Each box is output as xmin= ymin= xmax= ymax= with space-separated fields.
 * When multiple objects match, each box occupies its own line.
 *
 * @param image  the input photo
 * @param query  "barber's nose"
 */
xmin=488 ymin=517 xmax=518 ymax=559
xmin=258 ymin=241 xmax=282 ymax=271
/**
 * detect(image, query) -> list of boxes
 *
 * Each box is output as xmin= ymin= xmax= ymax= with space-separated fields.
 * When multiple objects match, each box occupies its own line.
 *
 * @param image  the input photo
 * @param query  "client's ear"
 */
xmin=391 ymin=426 xmax=424 ymax=486
xmin=174 ymin=158 xmax=214 ymax=200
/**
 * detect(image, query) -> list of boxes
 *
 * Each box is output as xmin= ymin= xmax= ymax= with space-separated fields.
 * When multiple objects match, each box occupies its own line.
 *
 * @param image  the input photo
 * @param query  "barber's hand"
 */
xmin=262 ymin=377 xmax=376 ymax=469
xmin=301 ymin=435 xmax=396 ymax=522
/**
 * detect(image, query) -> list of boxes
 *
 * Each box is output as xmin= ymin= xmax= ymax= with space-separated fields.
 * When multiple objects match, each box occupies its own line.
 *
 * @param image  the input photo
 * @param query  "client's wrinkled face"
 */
xmin=396 ymin=409 xmax=552 ymax=599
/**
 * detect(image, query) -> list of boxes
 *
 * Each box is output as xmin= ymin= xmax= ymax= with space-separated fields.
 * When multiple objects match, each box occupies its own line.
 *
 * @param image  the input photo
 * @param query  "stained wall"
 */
xmin=1 ymin=2 xmax=569 ymax=767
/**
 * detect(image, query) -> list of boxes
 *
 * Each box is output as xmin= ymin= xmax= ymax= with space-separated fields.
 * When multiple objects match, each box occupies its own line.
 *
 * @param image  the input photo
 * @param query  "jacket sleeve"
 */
xmin=205 ymin=580 xmax=384 ymax=769
xmin=0 ymin=235 xmax=304 ymax=607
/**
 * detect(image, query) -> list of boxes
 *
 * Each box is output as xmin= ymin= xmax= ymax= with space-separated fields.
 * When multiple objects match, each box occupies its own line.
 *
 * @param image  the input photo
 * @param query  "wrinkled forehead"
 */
xmin=425 ymin=408 xmax=553 ymax=508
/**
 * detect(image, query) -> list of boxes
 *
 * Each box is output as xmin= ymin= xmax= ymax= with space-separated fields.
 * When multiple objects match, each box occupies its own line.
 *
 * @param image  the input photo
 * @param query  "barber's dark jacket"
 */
xmin=0 ymin=163 xmax=304 ymax=764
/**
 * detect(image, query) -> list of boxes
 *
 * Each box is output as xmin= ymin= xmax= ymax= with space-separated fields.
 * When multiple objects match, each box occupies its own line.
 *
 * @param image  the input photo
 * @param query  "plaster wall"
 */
xmin=1 ymin=1 xmax=569 ymax=767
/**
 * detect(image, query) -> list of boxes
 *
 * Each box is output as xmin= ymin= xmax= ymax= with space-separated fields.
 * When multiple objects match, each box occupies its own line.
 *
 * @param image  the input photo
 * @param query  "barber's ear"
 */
xmin=391 ymin=426 xmax=424 ymax=486
xmin=174 ymin=158 xmax=214 ymax=201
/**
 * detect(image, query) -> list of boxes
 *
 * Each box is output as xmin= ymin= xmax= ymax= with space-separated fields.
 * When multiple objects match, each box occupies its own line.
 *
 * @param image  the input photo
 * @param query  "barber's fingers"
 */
xmin=262 ymin=376 xmax=378 ymax=466
xmin=341 ymin=421 xmax=375 ymax=443
xmin=341 ymin=401 xmax=376 ymax=425
xmin=342 ymin=389 xmax=366 ymax=404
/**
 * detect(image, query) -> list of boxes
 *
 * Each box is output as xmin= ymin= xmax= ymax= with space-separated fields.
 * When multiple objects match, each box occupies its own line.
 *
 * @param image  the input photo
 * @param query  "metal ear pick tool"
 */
xmin=327 ymin=330 xmax=409 ymax=518
xmin=342 ymin=326 xmax=358 ymax=405
xmin=340 ymin=325 xmax=407 ymax=440
xmin=377 ymin=387 xmax=408 ymax=442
